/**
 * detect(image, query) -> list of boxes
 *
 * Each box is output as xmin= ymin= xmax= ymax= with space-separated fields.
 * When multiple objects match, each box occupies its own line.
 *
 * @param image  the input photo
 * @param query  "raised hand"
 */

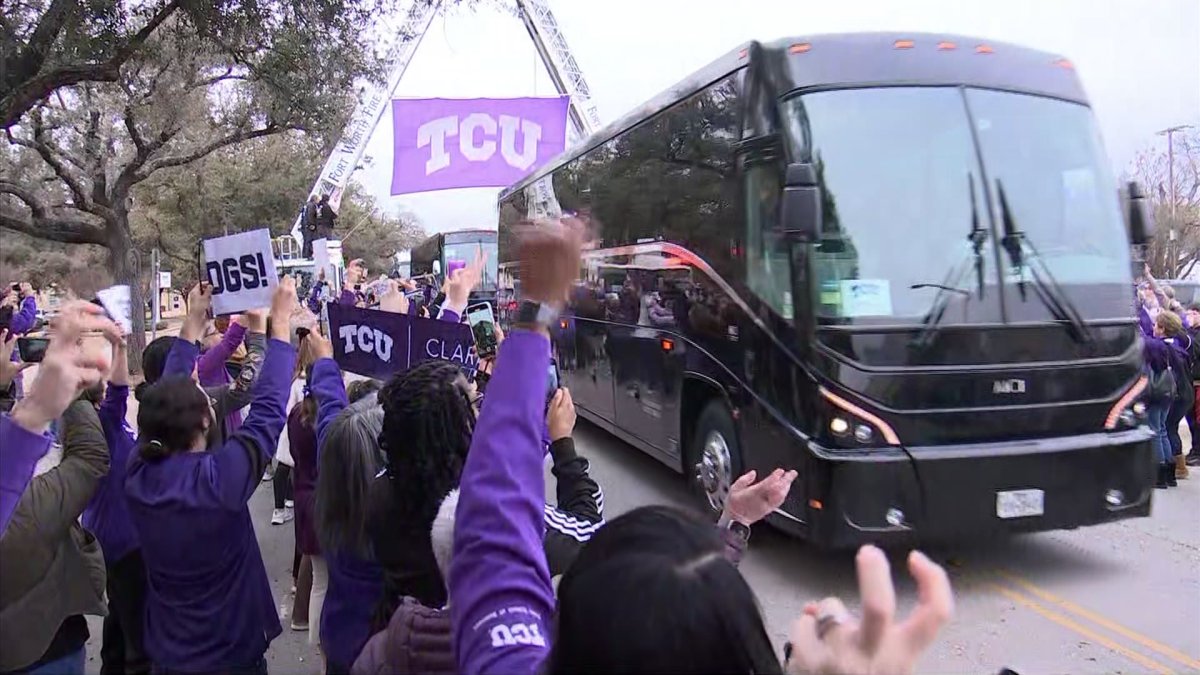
xmin=180 ymin=282 xmax=213 ymax=342
xmin=240 ymin=308 xmax=268 ymax=334
xmin=517 ymin=218 xmax=585 ymax=309
xmin=379 ymin=280 xmax=410 ymax=315
xmin=785 ymin=546 xmax=953 ymax=675
xmin=446 ymin=251 xmax=486 ymax=311
xmin=10 ymin=301 xmax=121 ymax=434
xmin=546 ymin=387 xmax=577 ymax=441
xmin=270 ymin=276 xmax=298 ymax=341
xmin=307 ymin=328 xmax=334 ymax=360
xmin=723 ymin=468 xmax=798 ymax=526
xmin=345 ymin=259 xmax=367 ymax=289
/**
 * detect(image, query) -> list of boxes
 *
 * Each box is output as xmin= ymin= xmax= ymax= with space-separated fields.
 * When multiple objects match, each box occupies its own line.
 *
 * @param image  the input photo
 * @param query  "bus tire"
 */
xmin=688 ymin=400 xmax=743 ymax=518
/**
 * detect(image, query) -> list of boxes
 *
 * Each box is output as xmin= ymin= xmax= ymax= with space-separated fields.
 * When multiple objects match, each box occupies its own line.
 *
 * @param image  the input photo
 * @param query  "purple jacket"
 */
xmin=7 ymin=296 xmax=36 ymax=368
xmin=200 ymin=322 xmax=248 ymax=431
xmin=311 ymin=357 xmax=385 ymax=672
xmin=82 ymin=383 xmax=140 ymax=563
xmin=125 ymin=338 xmax=295 ymax=671
xmin=0 ymin=415 xmax=51 ymax=536
xmin=450 ymin=331 xmax=555 ymax=674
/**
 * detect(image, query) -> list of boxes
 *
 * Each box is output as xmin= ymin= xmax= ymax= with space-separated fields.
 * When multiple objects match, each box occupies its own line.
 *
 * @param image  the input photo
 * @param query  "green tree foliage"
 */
xmin=0 ymin=0 xmax=450 ymax=370
xmin=336 ymin=185 xmax=427 ymax=277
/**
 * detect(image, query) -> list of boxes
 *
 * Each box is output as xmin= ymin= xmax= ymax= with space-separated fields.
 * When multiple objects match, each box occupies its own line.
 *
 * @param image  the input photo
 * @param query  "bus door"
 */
xmin=561 ymin=295 xmax=617 ymax=424
xmin=610 ymin=269 xmax=683 ymax=460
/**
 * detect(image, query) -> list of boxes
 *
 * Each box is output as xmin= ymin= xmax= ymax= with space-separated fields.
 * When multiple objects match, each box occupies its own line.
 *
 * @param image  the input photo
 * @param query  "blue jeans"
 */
xmin=26 ymin=648 xmax=85 ymax=675
xmin=1148 ymin=401 xmax=1173 ymax=463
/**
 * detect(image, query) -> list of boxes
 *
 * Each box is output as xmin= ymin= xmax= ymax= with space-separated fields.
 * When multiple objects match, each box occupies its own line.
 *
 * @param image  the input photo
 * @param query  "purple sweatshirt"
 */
xmin=311 ymin=357 xmax=385 ymax=671
xmin=7 ymin=296 xmax=36 ymax=372
xmin=200 ymin=322 xmax=248 ymax=430
xmin=450 ymin=331 xmax=555 ymax=674
xmin=125 ymin=338 xmax=295 ymax=671
xmin=0 ymin=414 xmax=51 ymax=536
xmin=82 ymin=383 xmax=140 ymax=563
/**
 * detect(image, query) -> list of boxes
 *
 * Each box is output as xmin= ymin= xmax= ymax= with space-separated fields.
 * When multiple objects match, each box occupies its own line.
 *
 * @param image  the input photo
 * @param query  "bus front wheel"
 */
xmin=689 ymin=401 xmax=743 ymax=517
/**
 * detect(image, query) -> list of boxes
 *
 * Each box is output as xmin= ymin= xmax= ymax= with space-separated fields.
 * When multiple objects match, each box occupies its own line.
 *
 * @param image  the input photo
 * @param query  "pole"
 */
xmin=151 ymin=248 xmax=160 ymax=342
xmin=1157 ymin=124 xmax=1195 ymax=275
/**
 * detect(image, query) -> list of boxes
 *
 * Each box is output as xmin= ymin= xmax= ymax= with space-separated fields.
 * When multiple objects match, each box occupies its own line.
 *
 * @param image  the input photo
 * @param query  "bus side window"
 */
xmin=744 ymin=160 xmax=792 ymax=319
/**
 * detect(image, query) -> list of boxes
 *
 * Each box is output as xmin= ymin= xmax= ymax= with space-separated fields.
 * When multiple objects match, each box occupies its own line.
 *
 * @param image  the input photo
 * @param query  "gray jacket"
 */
xmin=0 ymin=400 xmax=109 ymax=671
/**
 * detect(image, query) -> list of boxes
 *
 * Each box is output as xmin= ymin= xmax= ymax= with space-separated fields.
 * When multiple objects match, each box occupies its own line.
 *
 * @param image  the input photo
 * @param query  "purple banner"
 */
xmin=327 ymin=303 xmax=477 ymax=379
xmin=390 ymin=97 xmax=569 ymax=195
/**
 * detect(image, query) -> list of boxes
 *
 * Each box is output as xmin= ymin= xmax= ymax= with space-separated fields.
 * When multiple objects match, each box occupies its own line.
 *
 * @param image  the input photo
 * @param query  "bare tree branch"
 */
xmin=135 ymin=122 xmax=284 ymax=180
xmin=0 ymin=180 xmax=107 ymax=245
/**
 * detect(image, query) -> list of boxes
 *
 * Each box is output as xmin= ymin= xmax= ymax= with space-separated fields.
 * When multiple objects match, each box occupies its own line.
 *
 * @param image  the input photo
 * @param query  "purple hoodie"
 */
xmin=0 ymin=414 xmax=51 ymax=536
xmin=125 ymin=338 xmax=295 ymax=671
xmin=450 ymin=330 xmax=555 ymax=674
xmin=199 ymin=321 xmax=248 ymax=430
xmin=82 ymin=383 xmax=140 ymax=563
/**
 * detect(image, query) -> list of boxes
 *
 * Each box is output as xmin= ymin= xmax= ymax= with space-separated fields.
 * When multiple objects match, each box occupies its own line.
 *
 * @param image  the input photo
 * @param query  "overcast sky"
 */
xmin=349 ymin=0 xmax=1200 ymax=235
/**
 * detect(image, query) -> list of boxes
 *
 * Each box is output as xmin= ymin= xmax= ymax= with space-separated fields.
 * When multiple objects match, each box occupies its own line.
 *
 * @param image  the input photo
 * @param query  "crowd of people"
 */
xmin=1137 ymin=266 xmax=1200 ymax=489
xmin=0 ymin=225 xmax=957 ymax=675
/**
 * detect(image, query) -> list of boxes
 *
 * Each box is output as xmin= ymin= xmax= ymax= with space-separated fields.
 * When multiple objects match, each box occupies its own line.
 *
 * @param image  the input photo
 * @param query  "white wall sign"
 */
xmin=158 ymin=271 xmax=172 ymax=289
xmin=202 ymin=229 xmax=279 ymax=315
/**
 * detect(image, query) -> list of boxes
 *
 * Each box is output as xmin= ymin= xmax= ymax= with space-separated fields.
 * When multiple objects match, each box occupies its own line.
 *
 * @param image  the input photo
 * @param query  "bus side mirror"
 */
xmin=1127 ymin=181 xmax=1154 ymax=245
xmin=782 ymin=163 xmax=822 ymax=240
xmin=432 ymin=260 xmax=442 ymax=276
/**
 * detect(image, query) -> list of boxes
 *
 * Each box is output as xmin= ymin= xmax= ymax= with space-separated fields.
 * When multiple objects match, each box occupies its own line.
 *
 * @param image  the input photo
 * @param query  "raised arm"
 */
xmin=304 ymin=330 xmax=345 ymax=455
xmin=164 ymin=283 xmax=214 ymax=378
xmin=196 ymin=318 xmax=248 ymax=383
xmin=451 ymin=331 xmax=555 ymax=674
xmin=207 ymin=279 xmax=299 ymax=510
xmin=451 ymin=227 xmax=578 ymax=674
xmin=547 ymin=389 xmax=603 ymax=525
xmin=2 ymin=302 xmax=118 ymax=536
xmin=28 ymin=399 xmax=110 ymax=538
xmin=99 ymin=334 xmax=130 ymax=424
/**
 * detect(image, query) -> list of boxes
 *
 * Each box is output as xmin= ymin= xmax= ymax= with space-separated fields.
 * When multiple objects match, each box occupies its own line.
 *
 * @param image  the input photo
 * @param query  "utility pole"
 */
xmin=150 ymin=248 xmax=161 ymax=342
xmin=1157 ymin=124 xmax=1193 ymax=276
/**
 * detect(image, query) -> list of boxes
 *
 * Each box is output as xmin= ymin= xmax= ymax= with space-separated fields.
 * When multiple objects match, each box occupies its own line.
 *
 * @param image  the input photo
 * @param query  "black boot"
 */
xmin=1167 ymin=462 xmax=1178 ymax=487
xmin=1156 ymin=463 xmax=1170 ymax=489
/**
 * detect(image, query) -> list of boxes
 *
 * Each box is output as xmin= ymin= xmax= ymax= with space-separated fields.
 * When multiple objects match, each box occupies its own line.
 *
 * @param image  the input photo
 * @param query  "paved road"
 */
xmin=86 ymin=421 xmax=1200 ymax=674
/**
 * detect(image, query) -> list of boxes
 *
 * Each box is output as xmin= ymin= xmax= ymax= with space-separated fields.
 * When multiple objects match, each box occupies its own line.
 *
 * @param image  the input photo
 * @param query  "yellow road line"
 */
xmin=997 ymin=570 xmax=1200 ymax=672
xmin=989 ymin=583 xmax=1175 ymax=675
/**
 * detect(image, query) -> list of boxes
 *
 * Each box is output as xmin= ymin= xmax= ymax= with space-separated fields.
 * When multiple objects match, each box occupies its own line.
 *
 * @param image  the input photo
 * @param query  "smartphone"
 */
xmin=546 ymin=359 xmax=560 ymax=409
xmin=447 ymin=259 xmax=467 ymax=278
xmin=10 ymin=284 xmax=19 ymax=293
xmin=17 ymin=336 xmax=50 ymax=363
xmin=466 ymin=302 xmax=498 ymax=359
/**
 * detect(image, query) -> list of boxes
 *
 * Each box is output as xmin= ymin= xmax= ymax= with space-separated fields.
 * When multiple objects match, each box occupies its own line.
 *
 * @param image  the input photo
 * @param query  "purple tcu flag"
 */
xmin=390 ymin=97 xmax=569 ymax=195
xmin=328 ymin=303 xmax=477 ymax=379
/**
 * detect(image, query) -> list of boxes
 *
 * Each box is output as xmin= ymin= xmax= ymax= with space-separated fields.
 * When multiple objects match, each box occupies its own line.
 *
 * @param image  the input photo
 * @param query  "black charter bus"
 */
xmin=411 ymin=229 xmax=499 ymax=303
xmin=498 ymin=33 xmax=1156 ymax=547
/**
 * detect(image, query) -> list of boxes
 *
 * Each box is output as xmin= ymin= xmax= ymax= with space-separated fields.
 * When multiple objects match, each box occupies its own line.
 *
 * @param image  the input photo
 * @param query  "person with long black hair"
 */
xmin=124 ymin=279 xmax=299 ymax=673
xmin=448 ymin=223 xmax=955 ymax=675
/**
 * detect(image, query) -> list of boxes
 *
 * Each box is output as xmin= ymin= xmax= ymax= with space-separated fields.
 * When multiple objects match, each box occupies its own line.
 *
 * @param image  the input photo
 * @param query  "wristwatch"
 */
xmin=515 ymin=300 xmax=560 ymax=329
xmin=719 ymin=514 xmax=752 ymax=544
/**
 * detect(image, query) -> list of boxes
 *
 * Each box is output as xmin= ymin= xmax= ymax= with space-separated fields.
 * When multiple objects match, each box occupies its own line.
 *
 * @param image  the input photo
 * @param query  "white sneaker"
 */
xmin=284 ymin=499 xmax=295 ymax=508
xmin=282 ymin=506 xmax=295 ymax=524
xmin=271 ymin=508 xmax=286 ymax=525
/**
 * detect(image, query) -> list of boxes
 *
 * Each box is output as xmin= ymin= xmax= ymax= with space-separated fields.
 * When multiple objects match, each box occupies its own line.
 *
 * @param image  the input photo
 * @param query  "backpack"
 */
xmin=1148 ymin=366 xmax=1177 ymax=403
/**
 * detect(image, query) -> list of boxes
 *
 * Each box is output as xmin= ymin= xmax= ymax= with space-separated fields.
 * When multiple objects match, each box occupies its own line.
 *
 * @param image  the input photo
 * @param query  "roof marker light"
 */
xmin=975 ymin=44 xmax=995 ymax=54
xmin=937 ymin=41 xmax=957 ymax=50
xmin=789 ymin=43 xmax=812 ymax=54
xmin=1052 ymin=58 xmax=1075 ymax=69
xmin=894 ymin=39 xmax=915 ymax=49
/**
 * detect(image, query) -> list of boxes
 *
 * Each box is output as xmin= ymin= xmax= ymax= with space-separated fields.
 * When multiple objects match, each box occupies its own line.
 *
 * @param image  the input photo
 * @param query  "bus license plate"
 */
xmin=996 ymin=489 xmax=1044 ymax=519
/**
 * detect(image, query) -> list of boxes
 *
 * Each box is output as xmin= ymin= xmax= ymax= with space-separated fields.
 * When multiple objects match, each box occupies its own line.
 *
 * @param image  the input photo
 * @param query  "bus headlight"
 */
xmin=1104 ymin=376 xmax=1148 ymax=430
xmin=819 ymin=387 xmax=900 ymax=447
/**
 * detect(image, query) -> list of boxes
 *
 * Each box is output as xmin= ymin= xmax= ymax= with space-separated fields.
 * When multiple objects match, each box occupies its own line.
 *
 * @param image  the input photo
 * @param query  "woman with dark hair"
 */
xmin=280 ymin=338 xmax=320 ymax=634
xmin=448 ymin=225 xmax=955 ymax=675
xmin=124 ymin=280 xmax=300 ymax=673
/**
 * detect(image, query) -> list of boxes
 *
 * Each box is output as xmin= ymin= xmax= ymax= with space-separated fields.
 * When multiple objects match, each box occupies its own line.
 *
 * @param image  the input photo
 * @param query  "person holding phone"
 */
xmin=1 ymin=282 xmax=38 ymax=398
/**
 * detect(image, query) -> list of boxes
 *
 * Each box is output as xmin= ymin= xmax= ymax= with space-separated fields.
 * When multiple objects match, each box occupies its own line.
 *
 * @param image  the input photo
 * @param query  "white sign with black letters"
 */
xmin=202 ymin=229 xmax=279 ymax=315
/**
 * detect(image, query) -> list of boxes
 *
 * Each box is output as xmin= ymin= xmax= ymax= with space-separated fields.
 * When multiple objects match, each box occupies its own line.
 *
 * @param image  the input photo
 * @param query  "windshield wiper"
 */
xmin=911 ymin=173 xmax=989 ymax=351
xmin=996 ymin=180 xmax=1093 ymax=344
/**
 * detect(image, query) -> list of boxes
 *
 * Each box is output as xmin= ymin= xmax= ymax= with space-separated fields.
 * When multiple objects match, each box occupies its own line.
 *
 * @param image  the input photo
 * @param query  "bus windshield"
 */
xmin=784 ymin=87 xmax=1130 ymax=325
xmin=445 ymin=240 xmax=499 ymax=290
